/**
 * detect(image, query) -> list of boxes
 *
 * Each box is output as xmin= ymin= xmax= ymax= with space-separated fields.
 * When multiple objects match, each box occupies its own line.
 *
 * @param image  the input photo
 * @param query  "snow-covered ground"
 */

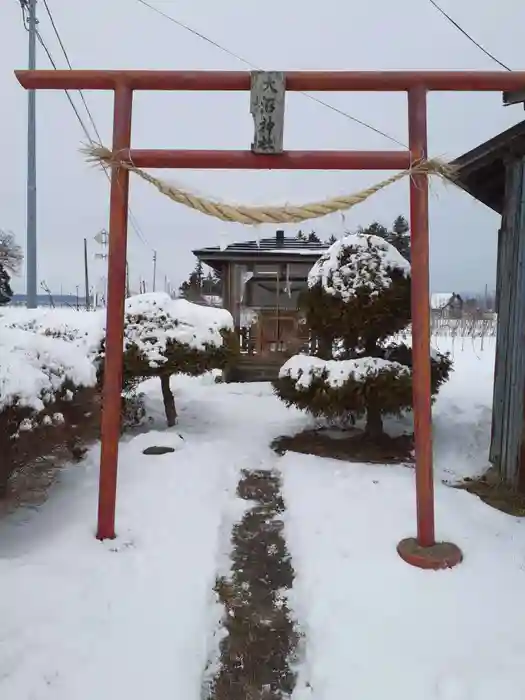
xmin=2 ymin=332 xmax=524 ymax=699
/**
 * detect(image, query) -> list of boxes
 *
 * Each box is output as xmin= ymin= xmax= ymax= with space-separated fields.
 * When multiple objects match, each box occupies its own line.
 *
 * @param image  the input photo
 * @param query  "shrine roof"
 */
xmin=193 ymin=230 xmax=329 ymax=269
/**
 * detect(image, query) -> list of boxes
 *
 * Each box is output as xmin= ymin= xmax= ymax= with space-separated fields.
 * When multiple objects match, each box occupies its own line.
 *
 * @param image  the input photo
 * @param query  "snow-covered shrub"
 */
xmin=0 ymin=307 xmax=123 ymax=493
xmin=1 ymin=293 xmax=236 ymax=438
xmin=0 ymin=322 xmax=102 ymax=493
xmin=0 ymin=326 xmax=98 ymax=410
xmin=273 ymin=232 xmax=452 ymax=437
xmin=96 ymin=293 xmax=237 ymax=426
xmin=0 ymin=385 xmax=100 ymax=497
xmin=0 ymin=293 xmax=236 ymax=492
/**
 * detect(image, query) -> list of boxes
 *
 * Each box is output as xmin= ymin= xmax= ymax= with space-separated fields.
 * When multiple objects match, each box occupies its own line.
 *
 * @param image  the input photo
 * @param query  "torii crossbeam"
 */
xmin=15 ymin=69 xmax=525 ymax=569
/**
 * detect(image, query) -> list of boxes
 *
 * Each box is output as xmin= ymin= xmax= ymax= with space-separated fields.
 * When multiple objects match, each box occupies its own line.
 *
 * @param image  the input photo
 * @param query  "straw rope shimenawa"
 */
xmin=83 ymin=144 xmax=457 ymax=226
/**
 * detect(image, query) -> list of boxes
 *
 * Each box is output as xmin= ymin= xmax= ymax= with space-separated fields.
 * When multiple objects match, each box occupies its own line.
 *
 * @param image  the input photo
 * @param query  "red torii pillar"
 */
xmin=16 ymin=69 xmax=525 ymax=569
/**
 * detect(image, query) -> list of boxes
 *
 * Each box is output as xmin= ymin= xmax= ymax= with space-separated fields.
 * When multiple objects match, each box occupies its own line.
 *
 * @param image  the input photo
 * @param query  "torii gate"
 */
xmin=15 ymin=69 xmax=525 ymax=569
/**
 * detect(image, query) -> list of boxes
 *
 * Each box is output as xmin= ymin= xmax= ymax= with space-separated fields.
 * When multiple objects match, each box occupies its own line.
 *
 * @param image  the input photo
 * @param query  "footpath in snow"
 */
xmin=0 ymin=375 xmax=306 ymax=699
xmin=1 ymin=336 xmax=525 ymax=699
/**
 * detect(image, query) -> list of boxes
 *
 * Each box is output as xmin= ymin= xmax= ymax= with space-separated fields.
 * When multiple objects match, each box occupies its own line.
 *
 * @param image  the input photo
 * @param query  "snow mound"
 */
xmin=308 ymin=232 xmax=410 ymax=301
xmin=0 ymin=326 xmax=97 ymax=411
xmin=279 ymin=354 xmax=410 ymax=389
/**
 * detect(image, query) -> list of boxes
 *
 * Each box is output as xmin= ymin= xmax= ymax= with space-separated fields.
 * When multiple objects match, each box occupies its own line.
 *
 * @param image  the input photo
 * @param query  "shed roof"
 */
xmin=452 ymin=120 xmax=525 ymax=214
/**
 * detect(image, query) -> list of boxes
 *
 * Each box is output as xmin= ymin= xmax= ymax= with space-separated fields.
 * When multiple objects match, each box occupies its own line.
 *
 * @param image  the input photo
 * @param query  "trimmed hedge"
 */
xmin=274 ymin=350 xmax=452 ymax=435
xmin=273 ymin=233 xmax=453 ymax=436
xmin=97 ymin=326 xmax=238 ymax=427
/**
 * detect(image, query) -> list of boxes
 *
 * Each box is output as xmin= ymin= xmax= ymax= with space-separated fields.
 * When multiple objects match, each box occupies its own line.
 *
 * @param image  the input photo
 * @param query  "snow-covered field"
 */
xmin=1 ymin=326 xmax=524 ymax=699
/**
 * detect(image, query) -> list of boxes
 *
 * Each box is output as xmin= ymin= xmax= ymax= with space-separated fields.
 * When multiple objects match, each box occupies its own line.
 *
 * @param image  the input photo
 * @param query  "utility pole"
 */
xmin=26 ymin=0 xmax=38 ymax=308
xmin=84 ymin=238 xmax=90 ymax=310
xmin=93 ymin=229 xmax=108 ymax=306
xmin=152 ymin=250 xmax=157 ymax=292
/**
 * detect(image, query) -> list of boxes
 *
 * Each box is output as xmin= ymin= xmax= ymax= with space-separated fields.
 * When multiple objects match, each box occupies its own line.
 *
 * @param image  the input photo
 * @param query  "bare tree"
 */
xmin=0 ymin=230 xmax=23 ymax=274
xmin=40 ymin=280 xmax=55 ymax=308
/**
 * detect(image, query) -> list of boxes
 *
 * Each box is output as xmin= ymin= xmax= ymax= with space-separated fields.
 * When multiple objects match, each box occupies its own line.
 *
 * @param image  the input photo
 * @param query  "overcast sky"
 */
xmin=1 ymin=0 xmax=524 ymax=297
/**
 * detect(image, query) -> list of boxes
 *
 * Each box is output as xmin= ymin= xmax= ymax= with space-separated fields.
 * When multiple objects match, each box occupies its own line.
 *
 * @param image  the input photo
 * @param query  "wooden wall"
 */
xmin=490 ymin=157 xmax=525 ymax=488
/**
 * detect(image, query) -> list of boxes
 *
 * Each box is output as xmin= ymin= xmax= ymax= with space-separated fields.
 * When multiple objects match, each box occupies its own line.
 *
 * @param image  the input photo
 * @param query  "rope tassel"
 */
xmin=83 ymin=144 xmax=457 ymax=226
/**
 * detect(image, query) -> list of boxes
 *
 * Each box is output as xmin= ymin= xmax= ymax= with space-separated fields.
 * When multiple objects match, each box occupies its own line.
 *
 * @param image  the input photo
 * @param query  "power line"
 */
xmin=34 ymin=30 xmax=94 ymax=142
xmin=34 ymin=2 xmax=156 ymax=255
xmin=427 ymin=0 xmax=511 ymax=71
xmin=41 ymin=0 xmax=103 ymax=142
xmin=20 ymin=1 xmax=94 ymax=142
xmin=19 ymin=0 xmax=30 ymax=30
xmin=133 ymin=0 xmax=406 ymax=148
xmin=135 ymin=0 xmax=250 ymax=67
xmin=127 ymin=209 xmax=152 ymax=250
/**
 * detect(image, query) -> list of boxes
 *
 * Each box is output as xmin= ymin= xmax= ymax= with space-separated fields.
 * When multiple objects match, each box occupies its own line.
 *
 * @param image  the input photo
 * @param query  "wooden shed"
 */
xmin=193 ymin=230 xmax=329 ymax=381
xmin=454 ymin=120 xmax=525 ymax=489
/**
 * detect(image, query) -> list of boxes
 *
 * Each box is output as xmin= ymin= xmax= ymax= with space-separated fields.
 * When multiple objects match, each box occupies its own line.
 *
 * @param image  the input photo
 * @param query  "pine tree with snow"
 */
xmin=274 ymin=232 xmax=451 ymax=438
xmin=0 ymin=264 xmax=12 ymax=305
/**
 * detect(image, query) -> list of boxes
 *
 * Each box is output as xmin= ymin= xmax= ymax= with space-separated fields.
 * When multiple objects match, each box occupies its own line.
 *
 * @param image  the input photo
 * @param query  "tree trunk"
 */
xmin=317 ymin=335 xmax=332 ymax=360
xmin=160 ymin=374 xmax=177 ymax=427
xmin=365 ymin=404 xmax=383 ymax=440
xmin=364 ymin=339 xmax=379 ymax=355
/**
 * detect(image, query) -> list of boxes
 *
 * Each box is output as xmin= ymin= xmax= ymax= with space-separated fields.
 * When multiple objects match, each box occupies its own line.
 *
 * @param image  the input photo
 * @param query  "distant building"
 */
xmin=431 ymin=292 xmax=464 ymax=316
xmin=431 ymin=292 xmax=454 ymax=310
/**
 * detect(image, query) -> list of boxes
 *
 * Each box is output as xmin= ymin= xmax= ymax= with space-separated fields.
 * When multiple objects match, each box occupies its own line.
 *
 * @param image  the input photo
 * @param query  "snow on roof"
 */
xmin=308 ymin=232 xmax=410 ymax=302
xmin=194 ymin=236 xmax=329 ymax=258
xmin=0 ymin=293 xmax=233 ymax=411
xmin=262 ymin=248 xmax=329 ymax=255
xmin=431 ymin=293 xmax=454 ymax=309
xmin=279 ymin=354 xmax=410 ymax=389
